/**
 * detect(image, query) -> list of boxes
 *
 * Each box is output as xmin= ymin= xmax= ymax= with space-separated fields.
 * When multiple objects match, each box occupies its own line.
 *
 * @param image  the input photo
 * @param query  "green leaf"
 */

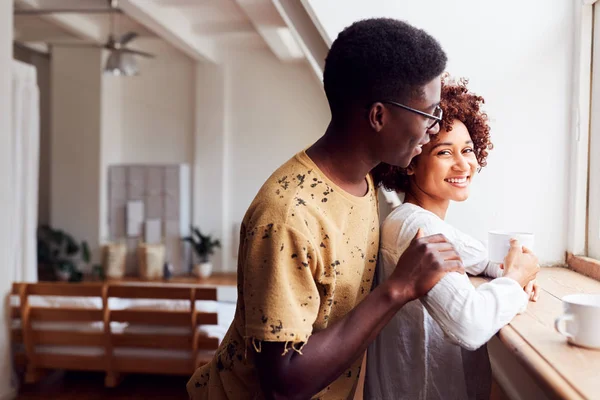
xmin=65 ymin=233 xmax=79 ymax=255
xmin=81 ymin=241 xmax=91 ymax=263
xmin=58 ymin=259 xmax=76 ymax=272
xmin=193 ymin=227 xmax=203 ymax=241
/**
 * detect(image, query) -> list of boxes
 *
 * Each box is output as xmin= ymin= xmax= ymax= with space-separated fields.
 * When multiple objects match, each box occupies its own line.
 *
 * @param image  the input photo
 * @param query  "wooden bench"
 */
xmin=11 ymin=281 xmax=223 ymax=387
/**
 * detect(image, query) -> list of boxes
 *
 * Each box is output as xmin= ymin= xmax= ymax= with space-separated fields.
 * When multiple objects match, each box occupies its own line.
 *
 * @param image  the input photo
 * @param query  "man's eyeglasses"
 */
xmin=382 ymin=100 xmax=443 ymax=130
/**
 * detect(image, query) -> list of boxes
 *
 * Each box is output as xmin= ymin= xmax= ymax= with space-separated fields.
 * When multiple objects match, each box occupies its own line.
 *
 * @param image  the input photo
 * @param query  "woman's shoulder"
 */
xmin=380 ymin=203 xmax=450 ymax=251
xmin=383 ymin=203 xmax=445 ymax=232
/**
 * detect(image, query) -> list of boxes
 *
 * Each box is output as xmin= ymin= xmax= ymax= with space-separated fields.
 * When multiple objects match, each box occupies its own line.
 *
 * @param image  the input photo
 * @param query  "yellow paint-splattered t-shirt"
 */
xmin=187 ymin=151 xmax=379 ymax=400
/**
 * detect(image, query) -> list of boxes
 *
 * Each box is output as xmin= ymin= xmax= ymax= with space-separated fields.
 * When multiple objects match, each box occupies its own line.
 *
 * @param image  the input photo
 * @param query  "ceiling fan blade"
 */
xmin=50 ymin=43 xmax=105 ymax=49
xmin=121 ymin=48 xmax=156 ymax=58
xmin=119 ymin=32 xmax=138 ymax=46
xmin=14 ymin=8 xmax=122 ymax=16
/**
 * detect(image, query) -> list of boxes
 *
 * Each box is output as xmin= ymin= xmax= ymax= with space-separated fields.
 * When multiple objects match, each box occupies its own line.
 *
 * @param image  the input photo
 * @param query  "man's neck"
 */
xmin=306 ymin=122 xmax=375 ymax=197
xmin=404 ymin=190 xmax=450 ymax=220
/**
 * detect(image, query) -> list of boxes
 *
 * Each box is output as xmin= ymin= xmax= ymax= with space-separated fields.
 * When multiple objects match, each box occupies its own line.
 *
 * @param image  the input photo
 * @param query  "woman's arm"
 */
xmin=421 ymin=241 xmax=539 ymax=351
xmin=420 ymin=272 xmax=527 ymax=351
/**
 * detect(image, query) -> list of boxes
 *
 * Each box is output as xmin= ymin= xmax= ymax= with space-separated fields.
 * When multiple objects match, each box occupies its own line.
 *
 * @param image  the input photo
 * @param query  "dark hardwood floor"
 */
xmin=17 ymin=371 xmax=189 ymax=399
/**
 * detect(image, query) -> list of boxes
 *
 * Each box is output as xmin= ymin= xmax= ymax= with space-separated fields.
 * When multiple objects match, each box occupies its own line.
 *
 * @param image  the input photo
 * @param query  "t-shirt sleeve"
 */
xmin=242 ymin=223 xmax=320 ymax=344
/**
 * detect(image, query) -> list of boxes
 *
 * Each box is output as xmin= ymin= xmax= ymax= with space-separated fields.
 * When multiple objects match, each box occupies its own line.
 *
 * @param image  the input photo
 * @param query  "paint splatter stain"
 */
xmin=278 ymin=176 xmax=290 ymax=190
xmin=270 ymin=320 xmax=283 ymax=334
xmin=262 ymin=224 xmax=274 ymax=239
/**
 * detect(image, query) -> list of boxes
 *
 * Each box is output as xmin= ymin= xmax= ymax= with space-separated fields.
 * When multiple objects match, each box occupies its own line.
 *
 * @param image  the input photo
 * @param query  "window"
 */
xmin=589 ymin=1 xmax=600 ymax=259
xmin=569 ymin=0 xmax=600 ymax=264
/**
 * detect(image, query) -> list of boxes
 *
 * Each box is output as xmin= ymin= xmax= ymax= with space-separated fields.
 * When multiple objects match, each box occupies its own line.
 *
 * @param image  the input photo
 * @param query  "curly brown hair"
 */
xmin=372 ymin=75 xmax=493 ymax=192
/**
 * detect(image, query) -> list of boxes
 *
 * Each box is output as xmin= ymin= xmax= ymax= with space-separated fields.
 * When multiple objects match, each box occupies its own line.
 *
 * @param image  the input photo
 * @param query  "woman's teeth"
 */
xmin=445 ymin=177 xmax=468 ymax=183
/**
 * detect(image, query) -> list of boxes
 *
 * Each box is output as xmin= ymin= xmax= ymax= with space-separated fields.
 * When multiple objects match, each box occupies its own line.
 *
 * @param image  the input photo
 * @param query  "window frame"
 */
xmin=589 ymin=1 xmax=600 ymax=259
xmin=568 ymin=0 xmax=600 ymax=277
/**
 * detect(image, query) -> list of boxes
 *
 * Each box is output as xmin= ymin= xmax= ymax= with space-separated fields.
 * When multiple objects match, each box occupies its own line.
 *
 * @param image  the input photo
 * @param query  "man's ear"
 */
xmin=368 ymin=102 xmax=386 ymax=132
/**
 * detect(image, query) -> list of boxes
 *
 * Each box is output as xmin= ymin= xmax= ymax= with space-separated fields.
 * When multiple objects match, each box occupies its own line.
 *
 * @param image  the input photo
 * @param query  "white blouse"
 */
xmin=365 ymin=203 xmax=528 ymax=400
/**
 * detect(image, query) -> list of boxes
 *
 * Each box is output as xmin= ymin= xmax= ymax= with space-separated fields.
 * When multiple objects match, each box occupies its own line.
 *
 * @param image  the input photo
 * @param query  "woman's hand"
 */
xmin=501 ymin=239 xmax=540 ymax=288
xmin=525 ymin=279 xmax=540 ymax=302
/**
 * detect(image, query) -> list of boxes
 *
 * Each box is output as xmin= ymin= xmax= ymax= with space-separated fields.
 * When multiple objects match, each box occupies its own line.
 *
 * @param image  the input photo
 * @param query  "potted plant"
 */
xmin=183 ymin=226 xmax=221 ymax=278
xmin=37 ymin=225 xmax=89 ymax=282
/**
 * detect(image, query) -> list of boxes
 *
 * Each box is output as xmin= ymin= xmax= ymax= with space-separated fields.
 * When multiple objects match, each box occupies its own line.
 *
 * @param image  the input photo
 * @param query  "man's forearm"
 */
xmin=258 ymin=281 xmax=411 ymax=399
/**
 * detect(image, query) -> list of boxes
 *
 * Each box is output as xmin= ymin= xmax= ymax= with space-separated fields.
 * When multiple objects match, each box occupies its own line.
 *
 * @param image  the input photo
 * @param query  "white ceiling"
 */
xmin=12 ymin=0 xmax=307 ymax=63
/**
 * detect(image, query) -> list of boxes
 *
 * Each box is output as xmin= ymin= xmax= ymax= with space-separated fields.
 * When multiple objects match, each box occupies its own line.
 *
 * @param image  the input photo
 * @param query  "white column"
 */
xmin=50 ymin=47 xmax=104 ymax=269
xmin=0 ymin=3 xmax=17 ymax=399
xmin=193 ymin=63 xmax=233 ymax=272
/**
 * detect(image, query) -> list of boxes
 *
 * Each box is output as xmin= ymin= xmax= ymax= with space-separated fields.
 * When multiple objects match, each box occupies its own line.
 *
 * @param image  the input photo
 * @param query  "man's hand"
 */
xmin=387 ymin=229 xmax=465 ymax=302
xmin=502 ymin=239 xmax=540 ymax=288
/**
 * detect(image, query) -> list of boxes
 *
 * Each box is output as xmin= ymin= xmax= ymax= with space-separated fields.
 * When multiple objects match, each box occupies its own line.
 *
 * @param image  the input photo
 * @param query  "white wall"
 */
xmin=307 ymin=0 xmax=574 ymax=265
xmin=50 ymin=39 xmax=195 ymax=267
xmin=0 ymin=2 xmax=16 ymax=398
xmin=194 ymin=48 xmax=330 ymax=271
xmin=109 ymin=39 xmax=195 ymax=165
xmin=228 ymin=49 xmax=330 ymax=225
xmin=194 ymin=62 xmax=229 ymax=272
xmin=100 ymin=38 xmax=195 ymax=244
xmin=50 ymin=47 xmax=104 ymax=263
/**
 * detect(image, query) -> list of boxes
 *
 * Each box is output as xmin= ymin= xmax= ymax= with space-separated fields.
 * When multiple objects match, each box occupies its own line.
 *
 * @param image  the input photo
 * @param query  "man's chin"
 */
xmin=392 ymin=155 xmax=412 ymax=168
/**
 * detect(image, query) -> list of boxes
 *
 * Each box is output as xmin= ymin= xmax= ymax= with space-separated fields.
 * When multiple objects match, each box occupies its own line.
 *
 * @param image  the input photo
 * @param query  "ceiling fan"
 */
xmin=15 ymin=0 xmax=155 ymax=76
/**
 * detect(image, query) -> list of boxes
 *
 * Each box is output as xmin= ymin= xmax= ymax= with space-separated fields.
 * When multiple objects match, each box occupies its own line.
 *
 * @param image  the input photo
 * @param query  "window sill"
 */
xmin=566 ymin=252 xmax=600 ymax=281
xmin=471 ymin=267 xmax=600 ymax=400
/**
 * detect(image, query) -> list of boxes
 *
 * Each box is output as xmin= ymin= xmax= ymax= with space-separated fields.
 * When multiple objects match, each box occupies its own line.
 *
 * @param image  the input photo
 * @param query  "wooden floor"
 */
xmin=17 ymin=371 xmax=189 ymax=399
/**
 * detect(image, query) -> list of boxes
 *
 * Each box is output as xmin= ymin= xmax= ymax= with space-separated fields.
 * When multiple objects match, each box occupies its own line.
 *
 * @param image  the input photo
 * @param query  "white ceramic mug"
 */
xmin=488 ymin=231 xmax=535 ymax=264
xmin=555 ymin=293 xmax=600 ymax=349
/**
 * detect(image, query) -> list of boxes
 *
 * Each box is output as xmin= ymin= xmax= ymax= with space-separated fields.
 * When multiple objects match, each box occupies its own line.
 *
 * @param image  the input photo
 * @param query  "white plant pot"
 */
xmin=56 ymin=269 xmax=71 ymax=282
xmin=194 ymin=262 xmax=213 ymax=279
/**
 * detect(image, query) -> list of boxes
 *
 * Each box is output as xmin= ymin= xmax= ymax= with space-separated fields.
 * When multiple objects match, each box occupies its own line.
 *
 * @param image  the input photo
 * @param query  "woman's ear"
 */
xmin=406 ymin=162 xmax=416 ymax=176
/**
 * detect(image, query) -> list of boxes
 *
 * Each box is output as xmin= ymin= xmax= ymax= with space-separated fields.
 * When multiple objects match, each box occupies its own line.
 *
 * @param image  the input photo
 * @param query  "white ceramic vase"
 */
xmin=194 ymin=262 xmax=213 ymax=279
xmin=55 ymin=269 xmax=71 ymax=282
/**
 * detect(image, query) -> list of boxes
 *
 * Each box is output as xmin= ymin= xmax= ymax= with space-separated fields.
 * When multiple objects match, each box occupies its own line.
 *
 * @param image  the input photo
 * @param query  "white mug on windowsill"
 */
xmin=488 ymin=231 xmax=535 ymax=264
xmin=555 ymin=294 xmax=600 ymax=350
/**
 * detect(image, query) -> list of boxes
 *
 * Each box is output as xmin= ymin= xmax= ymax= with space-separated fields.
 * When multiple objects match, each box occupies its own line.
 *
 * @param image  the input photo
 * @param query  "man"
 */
xmin=188 ymin=18 xmax=461 ymax=400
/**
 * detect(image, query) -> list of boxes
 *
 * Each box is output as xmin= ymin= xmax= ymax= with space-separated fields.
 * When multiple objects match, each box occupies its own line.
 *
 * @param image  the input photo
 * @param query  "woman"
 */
xmin=365 ymin=76 xmax=539 ymax=400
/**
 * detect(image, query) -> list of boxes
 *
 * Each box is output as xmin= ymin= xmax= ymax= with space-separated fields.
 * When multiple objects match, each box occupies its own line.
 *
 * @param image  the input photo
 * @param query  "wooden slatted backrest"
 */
xmin=191 ymin=287 xmax=220 ymax=354
xmin=106 ymin=283 xmax=220 ymax=362
xmin=13 ymin=282 xmax=106 ymax=374
xmin=11 ymin=281 xmax=224 ymax=370
xmin=10 ymin=284 xmax=22 ymax=347
xmin=106 ymin=284 xmax=219 ymax=326
xmin=108 ymin=284 xmax=193 ymax=300
xmin=26 ymin=282 xmax=104 ymax=297
xmin=107 ymin=284 xmax=196 ymax=327
xmin=22 ymin=282 xmax=104 ymax=324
